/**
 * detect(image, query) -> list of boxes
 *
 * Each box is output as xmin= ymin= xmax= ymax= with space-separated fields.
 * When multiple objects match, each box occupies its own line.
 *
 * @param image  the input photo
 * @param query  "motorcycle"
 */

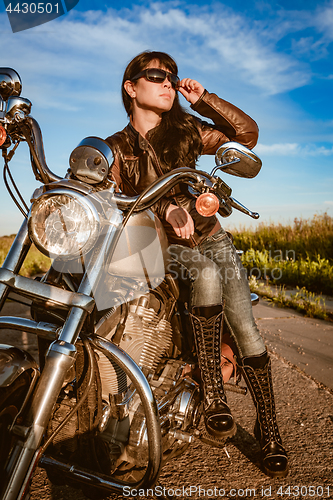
xmin=0 ymin=68 xmax=262 ymax=500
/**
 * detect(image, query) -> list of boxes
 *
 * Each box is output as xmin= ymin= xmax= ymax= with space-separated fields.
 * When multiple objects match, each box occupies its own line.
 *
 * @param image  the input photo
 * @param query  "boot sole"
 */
xmin=205 ymin=419 xmax=237 ymax=440
xmin=199 ymin=426 xmax=236 ymax=448
xmin=262 ymin=462 xmax=289 ymax=479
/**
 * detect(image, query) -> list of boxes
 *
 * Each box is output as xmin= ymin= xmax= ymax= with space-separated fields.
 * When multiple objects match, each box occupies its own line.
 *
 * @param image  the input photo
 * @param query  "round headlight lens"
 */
xmin=28 ymin=190 xmax=100 ymax=259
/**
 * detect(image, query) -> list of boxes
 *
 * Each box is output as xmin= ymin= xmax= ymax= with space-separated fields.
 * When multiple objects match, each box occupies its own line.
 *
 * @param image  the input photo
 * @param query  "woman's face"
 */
xmin=125 ymin=60 xmax=177 ymax=116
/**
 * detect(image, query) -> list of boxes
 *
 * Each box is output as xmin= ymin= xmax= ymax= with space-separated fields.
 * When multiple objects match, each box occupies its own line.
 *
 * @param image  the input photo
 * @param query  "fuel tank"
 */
xmin=108 ymin=209 xmax=170 ymax=280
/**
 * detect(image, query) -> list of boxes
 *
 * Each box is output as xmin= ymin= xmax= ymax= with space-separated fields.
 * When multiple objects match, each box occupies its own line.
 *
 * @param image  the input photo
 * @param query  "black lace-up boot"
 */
xmin=190 ymin=305 xmax=236 ymax=439
xmin=241 ymin=352 xmax=289 ymax=478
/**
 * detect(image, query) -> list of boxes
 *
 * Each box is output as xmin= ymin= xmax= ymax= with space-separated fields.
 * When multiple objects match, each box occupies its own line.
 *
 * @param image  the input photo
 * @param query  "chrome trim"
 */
xmin=25 ymin=117 xmax=62 ymax=183
xmin=229 ymin=197 xmax=259 ymax=219
xmin=0 ymin=68 xmax=22 ymax=100
xmin=251 ymin=293 xmax=259 ymax=306
xmin=47 ymin=339 xmax=77 ymax=358
xmin=0 ymin=269 xmax=95 ymax=313
xmin=0 ymin=317 xmax=59 ymax=341
xmin=51 ymin=334 xmax=162 ymax=493
xmin=0 ymin=220 xmax=31 ymax=312
xmin=113 ymin=167 xmax=213 ymax=211
xmin=214 ymin=141 xmax=262 ymax=179
xmin=56 ymin=217 xmax=122 ymax=346
xmin=73 ymin=137 xmax=114 ymax=165
xmin=0 ymin=96 xmax=5 ymax=119
xmin=69 ymin=137 xmax=114 ymax=185
xmin=1 ymin=343 xmax=77 ymax=500
xmin=5 ymin=96 xmax=31 ymax=120
xmin=0 ymin=344 xmax=38 ymax=387
xmin=28 ymin=188 xmax=101 ymax=260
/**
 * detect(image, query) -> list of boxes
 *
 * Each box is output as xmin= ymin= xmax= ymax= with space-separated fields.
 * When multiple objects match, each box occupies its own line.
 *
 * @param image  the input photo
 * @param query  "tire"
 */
xmin=0 ymin=372 xmax=32 ymax=484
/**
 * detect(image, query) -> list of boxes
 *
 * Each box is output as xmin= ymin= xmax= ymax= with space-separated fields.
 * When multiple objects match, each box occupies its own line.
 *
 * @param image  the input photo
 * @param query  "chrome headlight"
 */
xmin=28 ymin=189 xmax=100 ymax=259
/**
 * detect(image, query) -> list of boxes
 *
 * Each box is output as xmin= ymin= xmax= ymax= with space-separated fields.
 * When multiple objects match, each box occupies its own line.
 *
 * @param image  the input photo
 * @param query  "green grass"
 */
xmin=227 ymin=212 xmax=333 ymax=296
xmin=0 ymin=234 xmax=51 ymax=277
xmin=249 ymin=277 xmax=332 ymax=322
xmin=232 ymin=212 xmax=333 ymax=263
xmin=241 ymin=249 xmax=333 ymax=296
xmin=229 ymin=212 xmax=333 ymax=320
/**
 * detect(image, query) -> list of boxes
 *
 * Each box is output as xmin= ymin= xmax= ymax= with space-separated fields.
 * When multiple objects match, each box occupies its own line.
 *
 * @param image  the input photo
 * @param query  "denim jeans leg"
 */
xmin=198 ymin=229 xmax=266 ymax=358
xmin=167 ymin=244 xmax=222 ymax=308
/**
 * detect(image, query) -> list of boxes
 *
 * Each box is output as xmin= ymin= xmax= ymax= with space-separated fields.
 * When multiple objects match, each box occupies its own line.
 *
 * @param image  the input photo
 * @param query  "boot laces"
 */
xmin=247 ymin=364 xmax=281 ymax=445
xmin=194 ymin=315 xmax=225 ymax=402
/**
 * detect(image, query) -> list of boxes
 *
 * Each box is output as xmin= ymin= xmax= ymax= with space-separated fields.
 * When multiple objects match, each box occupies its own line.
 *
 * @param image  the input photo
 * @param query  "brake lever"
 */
xmin=229 ymin=196 xmax=259 ymax=219
xmin=210 ymin=175 xmax=259 ymax=219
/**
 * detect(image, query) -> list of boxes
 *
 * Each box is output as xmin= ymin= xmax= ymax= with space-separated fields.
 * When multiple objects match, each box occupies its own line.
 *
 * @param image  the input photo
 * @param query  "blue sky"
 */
xmin=0 ymin=0 xmax=332 ymax=235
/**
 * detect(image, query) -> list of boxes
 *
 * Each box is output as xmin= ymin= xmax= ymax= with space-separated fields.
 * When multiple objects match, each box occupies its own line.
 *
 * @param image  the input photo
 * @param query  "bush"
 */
xmin=0 ymin=235 xmax=51 ymax=277
xmin=232 ymin=212 xmax=333 ymax=263
xmin=242 ymin=250 xmax=333 ymax=296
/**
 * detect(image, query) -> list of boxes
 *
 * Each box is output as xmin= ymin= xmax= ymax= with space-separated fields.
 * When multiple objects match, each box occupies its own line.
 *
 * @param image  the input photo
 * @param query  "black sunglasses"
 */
xmin=131 ymin=68 xmax=180 ymax=89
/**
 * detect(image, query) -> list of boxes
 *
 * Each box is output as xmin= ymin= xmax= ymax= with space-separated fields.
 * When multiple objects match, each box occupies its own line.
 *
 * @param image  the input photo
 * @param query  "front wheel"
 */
xmin=0 ymin=372 xmax=32 ymax=492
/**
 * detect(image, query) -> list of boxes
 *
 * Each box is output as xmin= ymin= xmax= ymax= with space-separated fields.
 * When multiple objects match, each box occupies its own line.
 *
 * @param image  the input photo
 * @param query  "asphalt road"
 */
xmin=253 ymin=300 xmax=333 ymax=390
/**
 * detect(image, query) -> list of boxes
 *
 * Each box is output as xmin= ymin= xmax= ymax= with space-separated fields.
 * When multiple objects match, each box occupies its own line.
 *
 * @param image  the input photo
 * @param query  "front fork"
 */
xmin=2 ymin=343 xmax=76 ymax=499
xmin=0 ymin=216 xmax=122 ymax=500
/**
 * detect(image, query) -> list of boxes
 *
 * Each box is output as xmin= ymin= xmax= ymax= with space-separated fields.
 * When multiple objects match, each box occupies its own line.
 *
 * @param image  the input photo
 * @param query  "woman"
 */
xmin=105 ymin=51 xmax=288 ymax=478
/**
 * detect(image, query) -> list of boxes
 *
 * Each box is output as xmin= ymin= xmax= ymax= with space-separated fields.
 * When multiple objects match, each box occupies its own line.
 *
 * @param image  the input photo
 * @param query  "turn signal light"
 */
xmin=0 ymin=125 xmax=6 ymax=147
xmin=195 ymin=192 xmax=219 ymax=217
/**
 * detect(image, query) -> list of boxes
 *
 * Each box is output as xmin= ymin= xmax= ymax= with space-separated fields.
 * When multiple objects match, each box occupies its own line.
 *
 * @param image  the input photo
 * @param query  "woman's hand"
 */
xmin=165 ymin=203 xmax=194 ymax=239
xmin=178 ymin=79 xmax=205 ymax=105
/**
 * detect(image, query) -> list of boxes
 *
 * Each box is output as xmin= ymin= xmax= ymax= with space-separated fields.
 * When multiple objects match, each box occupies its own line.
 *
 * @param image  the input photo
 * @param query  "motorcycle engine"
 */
xmin=45 ymin=283 xmax=201 ymax=477
xmin=94 ymin=288 xmax=202 ymax=472
xmin=96 ymin=293 xmax=173 ymax=398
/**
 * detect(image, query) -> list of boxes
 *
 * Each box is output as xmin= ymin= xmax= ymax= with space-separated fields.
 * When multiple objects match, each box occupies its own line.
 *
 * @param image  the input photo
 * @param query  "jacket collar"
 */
xmin=126 ymin=121 xmax=159 ymax=151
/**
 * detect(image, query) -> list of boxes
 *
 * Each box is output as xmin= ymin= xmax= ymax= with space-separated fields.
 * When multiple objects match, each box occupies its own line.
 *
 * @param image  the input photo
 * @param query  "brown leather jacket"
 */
xmin=105 ymin=90 xmax=259 ymax=248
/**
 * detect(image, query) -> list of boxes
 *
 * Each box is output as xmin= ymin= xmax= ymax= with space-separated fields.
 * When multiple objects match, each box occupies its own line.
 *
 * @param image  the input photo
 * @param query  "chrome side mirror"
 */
xmin=5 ymin=96 xmax=31 ymax=120
xmin=0 ymin=68 xmax=22 ymax=101
xmin=213 ymin=142 xmax=262 ymax=179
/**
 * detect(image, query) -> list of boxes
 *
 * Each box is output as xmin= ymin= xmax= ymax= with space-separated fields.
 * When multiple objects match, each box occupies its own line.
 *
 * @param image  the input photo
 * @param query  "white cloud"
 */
xmin=255 ymin=143 xmax=333 ymax=156
xmin=315 ymin=0 xmax=333 ymax=41
xmin=256 ymin=1 xmax=333 ymax=61
xmin=0 ymin=3 xmax=314 ymax=100
xmin=254 ymin=143 xmax=299 ymax=155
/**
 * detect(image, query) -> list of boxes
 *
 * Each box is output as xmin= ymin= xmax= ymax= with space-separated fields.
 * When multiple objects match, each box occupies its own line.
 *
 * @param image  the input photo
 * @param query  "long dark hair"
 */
xmin=122 ymin=51 xmax=202 ymax=171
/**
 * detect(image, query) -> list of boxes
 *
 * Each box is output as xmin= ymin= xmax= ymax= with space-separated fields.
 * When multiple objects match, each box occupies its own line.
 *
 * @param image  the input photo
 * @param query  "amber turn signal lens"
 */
xmin=0 ymin=125 xmax=6 ymax=147
xmin=195 ymin=192 xmax=219 ymax=217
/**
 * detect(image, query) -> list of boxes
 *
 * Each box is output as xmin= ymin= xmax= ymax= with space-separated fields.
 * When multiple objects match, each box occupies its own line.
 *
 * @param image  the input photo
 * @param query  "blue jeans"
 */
xmin=167 ymin=228 xmax=266 ymax=358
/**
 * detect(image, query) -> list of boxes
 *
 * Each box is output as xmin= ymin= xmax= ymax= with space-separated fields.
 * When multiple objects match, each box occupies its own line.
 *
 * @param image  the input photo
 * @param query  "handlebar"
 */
xmin=21 ymin=117 xmax=62 ymax=184
xmin=112 ymin=167 xmax=214 ymax=212
xmin=111 ymin=167 xmax=259 ymax=220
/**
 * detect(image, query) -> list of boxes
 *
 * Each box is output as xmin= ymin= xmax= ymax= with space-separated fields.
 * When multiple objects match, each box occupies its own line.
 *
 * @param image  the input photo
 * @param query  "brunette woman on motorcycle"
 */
xmin=105 ymin=51 xmax=288 ymax=478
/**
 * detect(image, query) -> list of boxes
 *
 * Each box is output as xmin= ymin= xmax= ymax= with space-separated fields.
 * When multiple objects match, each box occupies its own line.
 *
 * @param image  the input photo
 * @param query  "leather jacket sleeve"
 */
xmin=191 ymin=90 xmax=259 ymax=154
